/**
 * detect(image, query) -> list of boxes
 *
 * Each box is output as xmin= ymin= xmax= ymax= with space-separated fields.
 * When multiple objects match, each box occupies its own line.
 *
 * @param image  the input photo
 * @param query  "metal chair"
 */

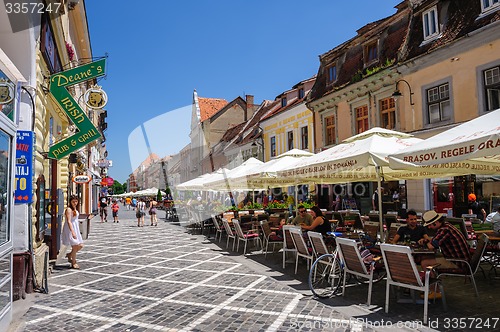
xmin=282 ymin=225 xmax=299 ymax=269
xmin=221 ymin=218 xmax=236 ymax=250
xmin=362 ymin=221 xmax=380 ymax=242
xmin=380 ymin=243 xmax=446 ymax=322
xmin=289 ymin=228 xmax=314 ymax=274
xmin=436 ymin=233 xmax=489 ymax=297
xmin=308 ymin=231 xmax=331 ymax=259
xmin=232 ymin=219 xmax=261 ymax=255
xmin=211 ymin=215 xmax=225 ymax=242
xmin=335 ymin=237 xmax=377 ymax=305
xmin=260 ymin=221 xmax=283 ymax=258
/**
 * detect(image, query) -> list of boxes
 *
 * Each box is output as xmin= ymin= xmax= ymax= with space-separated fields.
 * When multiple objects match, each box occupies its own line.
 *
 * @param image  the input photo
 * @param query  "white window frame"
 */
xmin=481 ymin=0 xmax=500 ymax=13
xmin=422 ymin=6 xmax=439 ymax=40
xmin=426 ymin=82 xmax=452 ymax=124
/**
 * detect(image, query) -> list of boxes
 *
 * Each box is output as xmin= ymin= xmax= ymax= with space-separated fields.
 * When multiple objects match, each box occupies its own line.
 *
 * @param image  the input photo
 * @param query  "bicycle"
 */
xmin=308 ymin=233 xmax=386 ymax=299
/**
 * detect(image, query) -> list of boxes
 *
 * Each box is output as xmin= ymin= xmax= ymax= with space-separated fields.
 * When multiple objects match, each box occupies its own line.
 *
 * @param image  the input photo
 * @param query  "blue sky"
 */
xmin=86 ymin=1 xmax=402 ymax=183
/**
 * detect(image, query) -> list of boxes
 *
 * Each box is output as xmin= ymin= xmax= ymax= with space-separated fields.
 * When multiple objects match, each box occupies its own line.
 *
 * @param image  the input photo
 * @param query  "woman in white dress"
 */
xmin=62 ymin=195 xmax=84 ymax=269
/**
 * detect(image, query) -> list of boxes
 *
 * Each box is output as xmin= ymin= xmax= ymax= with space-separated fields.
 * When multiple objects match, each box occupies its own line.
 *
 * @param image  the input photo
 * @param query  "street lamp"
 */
xmin=392 ymin=79 xmax=414 ymax=105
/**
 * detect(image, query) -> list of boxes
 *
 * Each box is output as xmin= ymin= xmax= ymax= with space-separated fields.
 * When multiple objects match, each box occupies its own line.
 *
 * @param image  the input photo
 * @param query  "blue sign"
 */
xmin=15 ymin=131 xmax=34 ymax=204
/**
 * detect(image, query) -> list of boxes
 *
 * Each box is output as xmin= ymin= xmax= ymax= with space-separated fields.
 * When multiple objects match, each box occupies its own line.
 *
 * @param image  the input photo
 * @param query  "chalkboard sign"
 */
xmin=36 ymin=175 xmax=46 ymax=241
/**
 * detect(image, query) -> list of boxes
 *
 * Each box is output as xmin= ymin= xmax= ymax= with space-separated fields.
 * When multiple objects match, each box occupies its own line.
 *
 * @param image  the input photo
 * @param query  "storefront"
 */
xmin=0 ymin=52 xmax=24 ymax=331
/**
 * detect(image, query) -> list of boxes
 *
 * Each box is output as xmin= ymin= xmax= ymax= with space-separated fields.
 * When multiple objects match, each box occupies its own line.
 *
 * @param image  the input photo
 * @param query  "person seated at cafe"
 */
xmin=468 ymin=193 xmax=486 ymax=222
xmin=300 ymin=206 xmax=331 ymax=237
xmin=269 ymin=219 xmax=287 ymax=241
xmin=290 ymin=205 xmax=313 ymax=226
xmin=485 ymin=205 xmax=500 ymax=235
xmin=391 ymin=209 xmax=431 ymax=245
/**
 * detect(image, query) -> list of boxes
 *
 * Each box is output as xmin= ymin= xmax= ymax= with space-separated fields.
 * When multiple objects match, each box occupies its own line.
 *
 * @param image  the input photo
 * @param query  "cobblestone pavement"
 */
xmin=10 ymin=209 xmax=500 ymax=331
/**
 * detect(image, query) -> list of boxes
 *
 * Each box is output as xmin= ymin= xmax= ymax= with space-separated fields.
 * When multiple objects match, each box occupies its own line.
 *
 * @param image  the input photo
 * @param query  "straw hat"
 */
xmin=422 ymin=210 xmax=444 ymax=227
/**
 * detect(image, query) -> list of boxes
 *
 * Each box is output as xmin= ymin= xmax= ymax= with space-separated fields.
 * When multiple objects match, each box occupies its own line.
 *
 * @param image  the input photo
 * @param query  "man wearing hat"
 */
xmin=467 ymin=193 xmax=486 ymax=222
xmin=422 ymin=210 xmax=471 ymax=270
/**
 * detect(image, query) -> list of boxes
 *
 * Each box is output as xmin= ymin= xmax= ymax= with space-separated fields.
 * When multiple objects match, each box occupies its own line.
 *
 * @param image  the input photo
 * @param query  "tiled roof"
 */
xmin=198 ymin=97 xmax=228 ymax=122
xmin=405 ymin=0 xmax=499 ymax=59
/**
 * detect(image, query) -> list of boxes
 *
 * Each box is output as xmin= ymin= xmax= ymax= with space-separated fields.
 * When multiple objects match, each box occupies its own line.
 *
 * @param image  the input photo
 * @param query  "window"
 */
xmin=281 ymin=97 xmax=287 ymax=107
xmin=325 ymin=115 xmax=336 ymax=146
xmin=481 ymin=0 xmax=500 ymax=13
xmin=355 ymin=105 xmax=369 ymax=134
xmin=298 ymin=88 xmax=305 ymax=99
xmin=380 ymin=97 xmax=396 ymax=129
xmin=301 ymin=126 xmax=308 ymax=149
xmin=270 ymin=136 xmax=276 ymax=157
xmin=422 ymin=7 xmax=439 ymax=40
xmin=327 ymin=65 xmax=337 ymax=83
xmin=426 ymin=82 xmax=451 ymax=123
xmin=287 ymin=131 xmax=293 ymax=150
xmin=484 ymin=66 xmax=500 ymax=112
xmin=365 ymin=42 xmax=378 ymax=63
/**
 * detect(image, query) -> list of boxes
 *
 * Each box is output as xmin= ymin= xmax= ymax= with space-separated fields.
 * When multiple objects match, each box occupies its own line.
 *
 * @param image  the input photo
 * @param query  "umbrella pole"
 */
xmin=376 ymin=166 xmax=384 ymax=240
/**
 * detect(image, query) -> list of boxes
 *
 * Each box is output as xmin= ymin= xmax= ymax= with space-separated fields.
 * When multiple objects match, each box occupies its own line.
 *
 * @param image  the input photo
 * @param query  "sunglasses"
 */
xmin=299 ymin=210 xmax=306 ymax=213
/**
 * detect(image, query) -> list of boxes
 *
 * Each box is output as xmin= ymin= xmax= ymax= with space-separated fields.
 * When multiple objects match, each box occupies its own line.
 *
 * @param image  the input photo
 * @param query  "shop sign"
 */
xmin=48 ymin=59 xmax=106 ymax=160
xmin=100 ymin=177 xmax=114 ymax=186
xmin=96 ymin=159 xmax=112 ymax=167
xmin=73 ymin=175 xmax=92 ymax=184
xmin=84 ymin=86 xmax=108 ymax=109
xmin=15 ymin=130 xmax=34 ymax=204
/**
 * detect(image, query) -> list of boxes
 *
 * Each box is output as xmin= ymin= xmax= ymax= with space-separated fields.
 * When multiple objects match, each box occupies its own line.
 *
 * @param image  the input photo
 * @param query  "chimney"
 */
xmin=245 ymin=95 xmax=254 ymax=121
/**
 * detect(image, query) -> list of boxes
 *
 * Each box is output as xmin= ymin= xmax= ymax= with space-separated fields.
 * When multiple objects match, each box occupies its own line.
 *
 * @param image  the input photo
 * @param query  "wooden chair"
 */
xmin=308 ymin=231 xmax=331 ymax=259
xmin=289 ymin=228 xmax=314 ymax=274
xmin=383 ymin=214 xmax=398 ymax=232
xmin=335 ymin=237 xmax=377 ymax=305
xmin=221 ymin=218 xmax=236 ymax=250
xmin=386 ymin=222 xmax=405 ymax=243
xmin=260 ymin=221 xmax=283 ymax=258
xmin=436 ymin=233 xmax=489 ymax=297
xmin=232 ymin=219 xmax=261 ymax=255
xmin=380 ymin=243 xmax=446 ymax=322
xmin=282 ymin=225 xmax=299 ymax=269
xmin=362 ymin=221 xmax=380 ymax=242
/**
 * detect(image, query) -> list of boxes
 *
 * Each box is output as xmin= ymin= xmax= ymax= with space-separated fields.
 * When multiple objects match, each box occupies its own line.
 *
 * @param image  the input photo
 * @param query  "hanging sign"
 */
xmin=15 ymin=131 xmax=34 ymax=204
xmin=73 ymin=175 xmax=92 ymax=184
xmin=48 ymin=59 xmax=106 ymax=160
xmin=84 ymin=86 xmax=108 ymax=109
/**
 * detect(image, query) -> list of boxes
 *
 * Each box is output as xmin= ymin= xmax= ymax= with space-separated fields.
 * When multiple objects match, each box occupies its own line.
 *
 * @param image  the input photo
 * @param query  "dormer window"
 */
xmin=364 ymin=42 xmax=378 ymax=65
xmin=327 ymin=64 xmax=337 ymax=83
xmin=298 ymin=88 xmax=305 ymax=99
xmin=481 ymin=0 xmax=500 ymax=14
xmin=281 ymin=97 xmax=287 ymax=107
xmin=423 ymin=6 xmax=439 ymax=40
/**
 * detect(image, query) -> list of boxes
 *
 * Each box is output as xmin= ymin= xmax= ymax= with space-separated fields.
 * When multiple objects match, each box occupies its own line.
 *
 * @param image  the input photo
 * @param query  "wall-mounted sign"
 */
xmin=15 ymin=131 xmax=34 ymax=204
xmin=73 ymin=175 xmax=92 ymax=184
xmin=96 ymin=159 xmax=112 ymax=167
xmin=48 ymin=59 xmax=106 ymax=160
xmin=84 ymin=86 xmax=108 ymax=109
xmin=0 ymin=80 xmax=14 ymax=105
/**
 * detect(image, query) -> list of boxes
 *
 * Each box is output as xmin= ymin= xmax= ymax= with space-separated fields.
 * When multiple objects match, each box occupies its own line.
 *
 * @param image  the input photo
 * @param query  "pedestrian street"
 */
xmin=11 ymin=208 xmax=376 ymax=332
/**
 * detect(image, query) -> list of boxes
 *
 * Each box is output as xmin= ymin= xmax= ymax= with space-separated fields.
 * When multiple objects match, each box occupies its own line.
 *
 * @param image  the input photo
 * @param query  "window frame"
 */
xmin=426 ymin=82 xmax=451 ymax=124
xmin=298 ymin=88 xmax=305 ymax=99
xmin=422 ymin=6 xmax=439 ymax=41
xmin=379 ymin=97 xmax=396 ymax=130
xmin=483 ymin=65 xmax=500 ymax=112
xmin=324 ymin=115 xmax=336 ymax=146
xmin=364 ymin=42 xmax=379 ymax=65
xmin=281 ymin=97 xmax=287 ymax=108
xmin=300 ymin=126 xmax=308 ymax=150
xmin=481 ymin=0 xmax=500 ymax=13
xmin=422 ymin=78 xmax=454 ymax=128
xmin=327 ymin=64 xmax=337 ymax=83
xmin=287 ymin=130 xmax=293 ymax=151
xmin=355 ymin=105 xmax=369 ymax=134
xmin=270 ymin=136 xmax=276 ymax=157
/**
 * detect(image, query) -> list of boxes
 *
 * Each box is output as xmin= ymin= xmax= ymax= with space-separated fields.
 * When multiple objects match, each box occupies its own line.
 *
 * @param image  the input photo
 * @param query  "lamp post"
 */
xmin=392 ymin=79 xmax=415 ymax=130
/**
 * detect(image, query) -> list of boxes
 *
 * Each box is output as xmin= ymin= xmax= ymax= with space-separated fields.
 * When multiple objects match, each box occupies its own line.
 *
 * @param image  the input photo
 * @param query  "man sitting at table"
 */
xmin=391 ymin=209 xmax=431 ymax=245
xmin=290 ymin=205 xmax=313 ymax=226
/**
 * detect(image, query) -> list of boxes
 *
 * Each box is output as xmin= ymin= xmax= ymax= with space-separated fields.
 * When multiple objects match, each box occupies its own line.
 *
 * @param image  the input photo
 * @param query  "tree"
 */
xmin=111 ymin=180 xmax=125 ymax=195
xmin=156 ymin=188 xmax=162 ymax=202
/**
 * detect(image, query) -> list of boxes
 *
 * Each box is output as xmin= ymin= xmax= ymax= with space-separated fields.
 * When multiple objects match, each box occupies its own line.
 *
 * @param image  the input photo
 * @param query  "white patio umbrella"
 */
xmin=176 ymin=173 xmax=213 ymax=191
xmin=388 ymin=108 xmax=500 ymax=174
xmin=203 ymin=157 xmax=264 ymax=191
xmin=278 ymin=127 xmax=456 ymax=235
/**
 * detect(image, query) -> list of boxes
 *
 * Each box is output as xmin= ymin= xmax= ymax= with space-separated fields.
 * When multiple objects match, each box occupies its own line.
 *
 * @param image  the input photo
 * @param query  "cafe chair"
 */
xmin=386 ymin=222 xmax=405 ymax=243
xmin=260 ymin=221 xmax=283 ymax=258
xmin=289 ymin=228 xmax=314 ymax=274
xmin=362 ymin=221 xmax=380 ymax=243
xmin=335 ymin=237 xmax=377 ymax=305
xmin=380 ymin=243 xmax=446 ymax=322
xmin=282 ymin=225 xmax=299 ymax=269
xmin=436 ymin=233 xmax=489 ymax=297
xmin=211 ymin=215 xmax=225 ymax=242
xmin=232 ymin=219 xmax=261 ymax=255
xmin=221 ymin=218 xmax=236 ymax=251
xmin=308 ymin=231 xmax=331 ymax=260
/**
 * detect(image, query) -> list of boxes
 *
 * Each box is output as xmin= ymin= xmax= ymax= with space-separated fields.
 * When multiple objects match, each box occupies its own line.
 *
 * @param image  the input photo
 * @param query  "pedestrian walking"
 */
xmin=111 ymin=200 xmax=120 ymax=223
xmin=136 ymin=199 xmax=146 ymax=227
xmin=99 ymin=195 xmax=108 ymax=222
xmin=61 ymin=195 xmax=84 ymax=269
xmin=149 ymin=199 xmax=158 ymax=226
xmin=125 ymin=196 xmax=131 ymax=210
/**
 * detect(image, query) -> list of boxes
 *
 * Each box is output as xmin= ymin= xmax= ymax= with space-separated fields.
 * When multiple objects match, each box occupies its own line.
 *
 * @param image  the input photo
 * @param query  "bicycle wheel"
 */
xmin=309 ymin=253 xmax=343 ymax=298
xmin=355 ymin=264 xmax=386 ymax=284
